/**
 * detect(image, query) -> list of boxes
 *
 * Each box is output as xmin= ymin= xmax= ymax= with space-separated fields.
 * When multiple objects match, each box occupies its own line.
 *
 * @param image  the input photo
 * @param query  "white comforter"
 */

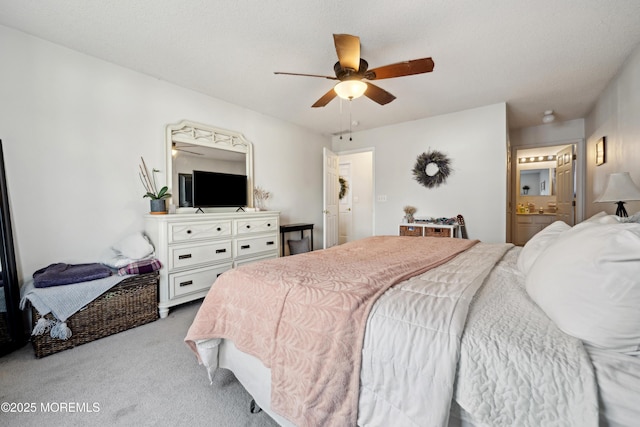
xmin=359 ymin=244 xmax=599 ymax=427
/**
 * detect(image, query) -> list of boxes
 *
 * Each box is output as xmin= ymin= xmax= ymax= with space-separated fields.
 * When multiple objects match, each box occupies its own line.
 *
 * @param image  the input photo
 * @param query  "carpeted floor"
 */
xmin=0 ymin=300 xmax=280 ymax=426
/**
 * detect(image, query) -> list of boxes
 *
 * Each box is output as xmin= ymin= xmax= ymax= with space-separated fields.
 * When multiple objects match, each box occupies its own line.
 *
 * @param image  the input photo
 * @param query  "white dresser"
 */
xmin=145 ymin=211 xmax=280 ymax=318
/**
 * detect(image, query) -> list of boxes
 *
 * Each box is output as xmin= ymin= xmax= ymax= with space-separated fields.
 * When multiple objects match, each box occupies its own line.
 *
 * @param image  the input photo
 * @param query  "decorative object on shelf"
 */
xmin=253 ymin=186 xmax=271 ymax=211
xmin=403 ymin=205 xmax=417 ymax=224
xmin=595 ymin=172 xmax=640 ymax=217
xmin=522 ymin=185 xmax=530 ymax=194
xmin=339 ymin=176 xmax=349 ymax=200
xmin=595 ymin=137 xmax=606 ymax=166
xmin=413 ymin=150 xmax=452 ymax=188
xmin=139 ymin=157 xmax=171 ymax=214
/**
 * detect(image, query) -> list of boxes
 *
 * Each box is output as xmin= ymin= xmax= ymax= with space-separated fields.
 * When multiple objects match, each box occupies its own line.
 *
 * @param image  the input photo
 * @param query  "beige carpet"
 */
xmin=0 ymin=300 xmax=279 ymax=426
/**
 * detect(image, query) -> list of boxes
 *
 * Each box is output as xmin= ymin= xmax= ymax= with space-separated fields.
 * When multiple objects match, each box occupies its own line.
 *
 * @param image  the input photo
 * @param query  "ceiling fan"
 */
xmin=274 ymin=34 xmax=434 ymax=108
xmin=172 ymin=143 xmax=203 ymax=156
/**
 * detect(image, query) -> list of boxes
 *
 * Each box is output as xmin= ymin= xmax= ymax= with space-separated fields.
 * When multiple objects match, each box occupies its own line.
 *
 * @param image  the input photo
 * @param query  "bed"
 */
xmin=185 ymin=214 xmax=640 ymax=427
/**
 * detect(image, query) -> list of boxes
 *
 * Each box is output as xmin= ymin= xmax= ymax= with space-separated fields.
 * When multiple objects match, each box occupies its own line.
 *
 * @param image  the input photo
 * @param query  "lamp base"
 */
xmin=615 ymin=201 xmax=628 ymax=217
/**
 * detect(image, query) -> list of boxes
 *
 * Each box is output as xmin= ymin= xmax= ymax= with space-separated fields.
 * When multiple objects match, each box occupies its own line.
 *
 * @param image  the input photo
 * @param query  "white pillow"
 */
xmin=583 ymin=211 xmax=620 ymax=225
xmin=517 ymin=221 xmax=570 ymax=275
xmin=526 ymin=222 xmax=640 ymax=355
xmin=112 ymin=232 xmax=155 ymax=260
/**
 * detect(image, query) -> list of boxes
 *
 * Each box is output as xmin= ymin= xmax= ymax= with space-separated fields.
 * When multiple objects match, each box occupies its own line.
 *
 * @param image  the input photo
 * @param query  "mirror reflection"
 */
xmin=171 ymin=145 xmax=246 ymax=207
xmin=520 ymin=168 xmax=556 ymax=196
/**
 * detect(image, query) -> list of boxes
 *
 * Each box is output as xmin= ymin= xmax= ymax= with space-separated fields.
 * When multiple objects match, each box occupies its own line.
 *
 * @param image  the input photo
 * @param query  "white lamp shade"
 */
xmin=595 ymin=172 xmax=640 ymax=202
xmin=334 ymin=80 xmax=367 ymax=100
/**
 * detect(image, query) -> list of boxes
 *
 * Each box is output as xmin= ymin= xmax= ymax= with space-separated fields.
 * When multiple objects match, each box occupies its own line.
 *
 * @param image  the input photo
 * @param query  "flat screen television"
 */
xmin=192 ymin=170 xmax=247 ymax=208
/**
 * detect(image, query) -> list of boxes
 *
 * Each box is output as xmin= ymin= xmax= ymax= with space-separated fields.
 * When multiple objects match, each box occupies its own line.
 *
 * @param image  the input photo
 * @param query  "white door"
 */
xmin=323 ymin=147 xmax=339 ymax=249
xmin=338 ymin=162 xmax=353 ymax=244
xmin=556 ymin=145 xmax=575 ymax=225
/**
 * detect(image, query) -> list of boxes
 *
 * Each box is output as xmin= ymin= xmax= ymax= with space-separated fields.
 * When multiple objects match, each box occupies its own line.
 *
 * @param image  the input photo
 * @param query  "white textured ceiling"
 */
xmin=1 ymin=1 xmax=640 ymax=136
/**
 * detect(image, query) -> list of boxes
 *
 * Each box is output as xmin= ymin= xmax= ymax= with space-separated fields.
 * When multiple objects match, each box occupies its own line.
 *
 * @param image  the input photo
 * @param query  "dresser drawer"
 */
xmin=234 ymin=253 xmax=278 ymax=268
xmin=169 ymin=263 xmax=231 ymax=298
xmin=235 ymin=235 xmax=278 ymax=258
xmin=169 ymin=220 xmax=232 ymax=243
xmin=169 ymin=240 xmax=232 ymax=270
xmin=235 ymin=217 xmax=278 ymax=235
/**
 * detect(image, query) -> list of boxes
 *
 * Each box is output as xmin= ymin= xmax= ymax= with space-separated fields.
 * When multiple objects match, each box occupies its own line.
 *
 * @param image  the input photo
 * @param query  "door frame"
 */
xmin=508 ymin=138 xmax=585 ymax=241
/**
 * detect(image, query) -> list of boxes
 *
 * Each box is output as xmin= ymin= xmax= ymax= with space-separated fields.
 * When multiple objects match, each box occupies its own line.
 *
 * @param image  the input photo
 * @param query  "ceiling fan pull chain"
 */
xmin=349 ymin=101 xmax=353 ymax=141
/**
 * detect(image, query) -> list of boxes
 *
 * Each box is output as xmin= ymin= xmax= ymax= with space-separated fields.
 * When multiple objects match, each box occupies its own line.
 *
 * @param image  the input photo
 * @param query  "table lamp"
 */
xmin=595 ymin=172 xmax=640 ymax=217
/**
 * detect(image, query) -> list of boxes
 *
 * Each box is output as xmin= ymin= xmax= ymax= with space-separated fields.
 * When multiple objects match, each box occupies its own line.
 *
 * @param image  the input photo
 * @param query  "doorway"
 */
xmin=510 ymin=139 xmax=584 ymax=244
xmin=336 ymin=149 xmax=374 ymax=244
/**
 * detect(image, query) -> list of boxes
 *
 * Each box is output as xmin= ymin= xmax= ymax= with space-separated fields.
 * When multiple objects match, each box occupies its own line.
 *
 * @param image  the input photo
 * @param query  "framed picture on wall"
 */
xmin=596 ymin=137 xmax=606 ymax=166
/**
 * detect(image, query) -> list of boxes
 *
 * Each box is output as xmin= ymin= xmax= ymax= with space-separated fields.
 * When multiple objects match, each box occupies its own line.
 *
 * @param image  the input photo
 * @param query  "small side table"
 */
xmin=280 ymin=223 xmax=314 ymax=256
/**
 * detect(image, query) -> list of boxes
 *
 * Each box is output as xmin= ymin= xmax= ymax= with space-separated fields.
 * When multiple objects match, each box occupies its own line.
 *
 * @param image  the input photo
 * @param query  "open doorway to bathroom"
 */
xmin=510 ymin=140 xmax=583 ymax=245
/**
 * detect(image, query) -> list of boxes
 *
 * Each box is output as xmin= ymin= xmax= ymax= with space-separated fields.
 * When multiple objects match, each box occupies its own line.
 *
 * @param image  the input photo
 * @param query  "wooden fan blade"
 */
xmin=366 ymin=57 xmax=434 ymax=80
xmin=274 ymin=71 xmax=337 ymax=80
xmin=312 ymin=88 xmax=338 ymax=108
xmin=333 ymin=34 xmax=361 ymax=71
xmin=364 ymin=82 xmax=396 ymax=105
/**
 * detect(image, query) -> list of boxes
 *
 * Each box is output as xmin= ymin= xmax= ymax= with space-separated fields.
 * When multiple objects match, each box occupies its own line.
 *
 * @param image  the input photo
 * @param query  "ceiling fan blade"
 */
xmin=333 ymin=34 xmax=361 ymax=71
xmin=274 ymin=71 xmax=337 ymax=80
xmin=364 ymin=82 xmax=396 ymax=105
xmin=312 ymin=88 xmax=338 ymax=108
xmin=173 ymin=143 xmax=203 ymax=156
xmin=366 ymin=57 xmax=434 ymax=80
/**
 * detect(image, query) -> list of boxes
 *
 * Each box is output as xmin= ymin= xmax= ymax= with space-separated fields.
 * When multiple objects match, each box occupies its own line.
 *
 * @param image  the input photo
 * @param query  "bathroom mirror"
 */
xmin=520 ymin=168 xmax=556 ymax=196
xmin=166 ymin=120 xmax=254 ymax=210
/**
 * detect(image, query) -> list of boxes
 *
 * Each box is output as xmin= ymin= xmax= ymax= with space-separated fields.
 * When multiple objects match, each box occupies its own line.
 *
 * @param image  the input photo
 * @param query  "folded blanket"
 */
xmin=118 ymin=258 xmax=162 ymax=276
xmin=33 ymin=263 xmax=112 ymax=288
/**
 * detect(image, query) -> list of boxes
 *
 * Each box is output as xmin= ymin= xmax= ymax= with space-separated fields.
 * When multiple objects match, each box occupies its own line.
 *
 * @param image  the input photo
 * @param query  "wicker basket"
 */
xmin=399 ymin=226 xmax=423 ymax=237
xmin=30 ymin=272 xmax=159 ymax=358
xmin=425 ymin=227 xmax=451 ymax=237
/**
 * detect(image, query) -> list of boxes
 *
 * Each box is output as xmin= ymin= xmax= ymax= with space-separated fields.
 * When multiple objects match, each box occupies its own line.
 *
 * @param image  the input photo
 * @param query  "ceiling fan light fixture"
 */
xmin=334 ymin=80 xmax=367 ymax=100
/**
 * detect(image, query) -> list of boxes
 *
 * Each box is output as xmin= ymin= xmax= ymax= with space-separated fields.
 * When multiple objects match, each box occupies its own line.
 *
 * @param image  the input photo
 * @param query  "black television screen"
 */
xmin=192 ymin=170 xmax=247 ymax=208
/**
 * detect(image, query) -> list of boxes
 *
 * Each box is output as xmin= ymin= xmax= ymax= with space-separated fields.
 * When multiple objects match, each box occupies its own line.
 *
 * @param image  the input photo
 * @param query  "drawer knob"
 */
xmin=215 ymin=248 xmax=226 ymax=254
xmin=267 ymin=223 xmax=271 ymax=227
xmin=178 ymin=254 xmax=192 ymax=260
xmin=217 ymin=227 xmax=221 ymax=231
xmin=241 ymin=244 xmax=251 ymax=249
xmin=187 ymin=230 xmax=192 ymax=234
xmin=246 ymin=225 xmax=251 ymax=229
xmin=179 ymin=280 xmax=193 ymax=287
xmin=266 ymin=241 xmax=274 ymax=245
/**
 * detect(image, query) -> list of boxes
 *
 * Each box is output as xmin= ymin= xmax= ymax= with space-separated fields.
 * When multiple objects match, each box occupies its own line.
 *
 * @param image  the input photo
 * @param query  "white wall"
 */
xmin=0 ymin=25 xmax=330 ymax=282
xmin=510 ymin=118 xmax=585 ymax=147
xmin=333 ymin=103 xmax=508 ymax=243
xmin=585 ymin=42 xmax=640 ymax=218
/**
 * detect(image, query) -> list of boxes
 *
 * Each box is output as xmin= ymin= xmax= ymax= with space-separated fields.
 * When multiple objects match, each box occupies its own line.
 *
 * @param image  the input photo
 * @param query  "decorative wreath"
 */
xmin=339 ymin=176 xmax=349 ymax=200
xmin=412 ymin=150 xmax=452 ymax=188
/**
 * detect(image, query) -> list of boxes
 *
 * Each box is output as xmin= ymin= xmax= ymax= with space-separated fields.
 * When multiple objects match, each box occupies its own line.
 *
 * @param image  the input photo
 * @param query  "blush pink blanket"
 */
xmin=185 ymin=235 xmax=477 ymax=426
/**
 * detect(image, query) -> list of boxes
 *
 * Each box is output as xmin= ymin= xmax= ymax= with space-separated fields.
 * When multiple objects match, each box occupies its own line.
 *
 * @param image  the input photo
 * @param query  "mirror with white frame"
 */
xmin=165 ymin=120 xmax=254 ymax=211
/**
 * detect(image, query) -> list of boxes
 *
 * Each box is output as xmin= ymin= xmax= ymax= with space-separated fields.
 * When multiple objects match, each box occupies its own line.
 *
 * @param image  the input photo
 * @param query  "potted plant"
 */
xmin=139 ymin=157 xmax=171 ymax=214
xmin=403 ymin=205 xmax=417 ymax=223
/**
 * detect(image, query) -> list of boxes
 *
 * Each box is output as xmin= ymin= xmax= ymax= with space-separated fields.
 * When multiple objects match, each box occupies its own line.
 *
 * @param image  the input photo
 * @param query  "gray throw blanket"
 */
xmin=20 ymin=274 xmax=129 ymax=339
